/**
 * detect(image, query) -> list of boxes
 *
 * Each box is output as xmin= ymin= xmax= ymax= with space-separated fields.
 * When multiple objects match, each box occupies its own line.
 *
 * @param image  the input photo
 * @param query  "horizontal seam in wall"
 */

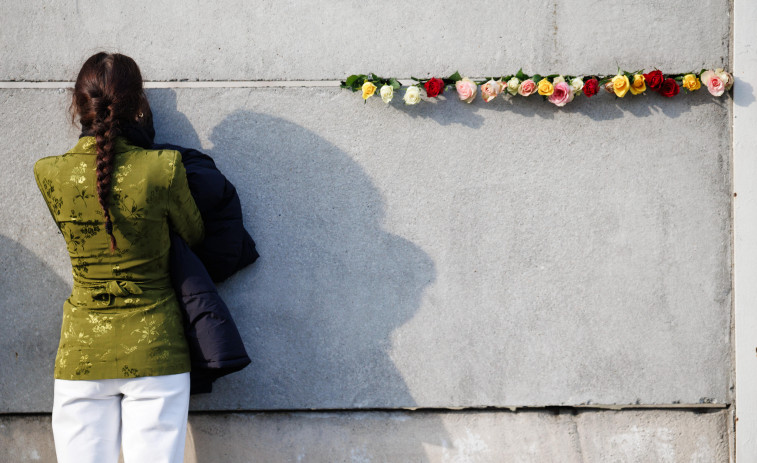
xmin=0 ymin=404 xmax=730 ymax=417
xmin=0 ymin=80 xmax=420 ymax=89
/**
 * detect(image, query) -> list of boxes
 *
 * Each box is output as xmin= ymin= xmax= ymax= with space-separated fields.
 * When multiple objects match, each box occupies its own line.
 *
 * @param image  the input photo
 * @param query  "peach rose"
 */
xmin=481 ymin=79 xmax=502 ymax=102
xmin=518 ymin=79 xmax=537 ymax=96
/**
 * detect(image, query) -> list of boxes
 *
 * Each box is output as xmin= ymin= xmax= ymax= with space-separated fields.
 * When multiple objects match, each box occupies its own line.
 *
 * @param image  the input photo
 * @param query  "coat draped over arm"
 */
xmin=156 ymin=142 xmax=259 ymax=394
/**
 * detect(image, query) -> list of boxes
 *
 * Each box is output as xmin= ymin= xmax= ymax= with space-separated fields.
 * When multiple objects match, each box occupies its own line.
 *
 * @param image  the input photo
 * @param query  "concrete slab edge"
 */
xmin=0 ymin=408 xmax=732 ymax=463
xmin=734 ymin=0 xmax=757 ymax=460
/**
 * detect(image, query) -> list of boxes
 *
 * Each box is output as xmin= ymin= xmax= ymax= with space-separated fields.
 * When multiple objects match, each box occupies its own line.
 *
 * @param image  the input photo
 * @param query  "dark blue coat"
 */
xmin=156 ymin=143 xmax=259 ymax=394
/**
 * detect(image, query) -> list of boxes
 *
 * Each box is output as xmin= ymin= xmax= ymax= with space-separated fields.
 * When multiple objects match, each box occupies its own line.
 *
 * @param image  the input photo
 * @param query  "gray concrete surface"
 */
xmin=1 ymin=86 xmax=732 ymax=412
xmin=0 ymin=0 xmax=730 ymax=81
xmin=0 ymin=409 xmax=731 ymax=462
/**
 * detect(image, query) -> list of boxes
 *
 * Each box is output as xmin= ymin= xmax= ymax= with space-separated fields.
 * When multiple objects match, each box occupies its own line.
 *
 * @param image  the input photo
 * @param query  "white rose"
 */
xmin=570 ymin=77 xmax=584 ymax=95
xmin=552 ymin=75 xmax=565 ymax=85
xmin=701 ymin=70 xmax=715 ymax=83
xmin=714 ymin=68 xmax=734 ymax=90
xmin=506 ymin=77 xmax=520 ymax=96
xmin=380 ymin=85 xmax=393 ymax=103
xmin=403 ymin=86 xmax=421 ymax=105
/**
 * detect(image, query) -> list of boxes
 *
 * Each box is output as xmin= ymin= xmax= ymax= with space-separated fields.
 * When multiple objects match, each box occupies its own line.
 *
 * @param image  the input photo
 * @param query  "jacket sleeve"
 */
xmin=33 ymin=159 xmax=60 ymax=223
xmin=167 ymin=151 xmax=205 ymax=247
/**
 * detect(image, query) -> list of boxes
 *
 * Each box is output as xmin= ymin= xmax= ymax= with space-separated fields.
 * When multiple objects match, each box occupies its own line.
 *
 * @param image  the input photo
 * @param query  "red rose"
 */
xmin=583 ymin=78 xmax=599 ymax=98
xmin=424 ymin=78 xmax=445 ymax=97
xmin=659 ymin=78 xmax=680 ymax=97
xmin=644 ymin=70 xmax=664 ymax=90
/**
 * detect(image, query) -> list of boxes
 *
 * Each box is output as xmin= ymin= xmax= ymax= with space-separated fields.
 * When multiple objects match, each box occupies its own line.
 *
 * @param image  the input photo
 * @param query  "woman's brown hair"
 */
xmin=71 ymin=52 xmax=150 ymax=252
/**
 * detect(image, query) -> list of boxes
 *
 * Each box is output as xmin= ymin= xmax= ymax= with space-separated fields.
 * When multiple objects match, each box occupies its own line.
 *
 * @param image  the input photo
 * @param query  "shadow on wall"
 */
xmin=149 ymin=89 xmax=447 ymax=461
xmin=0 ymin=234 xmax=68 ymax=413
xmin=384 ymin=84 xmax=730 ymax=127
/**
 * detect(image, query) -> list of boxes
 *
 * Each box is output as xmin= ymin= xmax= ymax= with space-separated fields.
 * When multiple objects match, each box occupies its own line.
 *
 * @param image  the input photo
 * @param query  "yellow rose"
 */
xmin=537 ymin=78 xmax=554 ymax=96
xmin=612 ymin=74 xmax=630 ymax=98
xmin=362 ymin=81 xmax=377 ymax=100
xmin=629 ymin=74 xmax=646 ymax=95
xmin=682 ymin=74 xmax=701 ymax=91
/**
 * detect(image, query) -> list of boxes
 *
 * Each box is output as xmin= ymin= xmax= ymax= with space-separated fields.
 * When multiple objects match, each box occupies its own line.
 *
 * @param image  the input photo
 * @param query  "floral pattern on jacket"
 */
xmin=34 ymin=136 xmax=204 ymax=380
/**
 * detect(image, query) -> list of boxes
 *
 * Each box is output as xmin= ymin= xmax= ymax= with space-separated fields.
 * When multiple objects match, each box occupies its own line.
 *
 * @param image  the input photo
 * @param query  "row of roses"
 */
xmin=341 ymin=69 xmax=733 ymax=106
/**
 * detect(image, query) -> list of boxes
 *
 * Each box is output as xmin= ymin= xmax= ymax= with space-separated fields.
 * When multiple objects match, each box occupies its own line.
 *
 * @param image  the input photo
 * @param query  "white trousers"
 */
xmin=52 ymin=372 xmax=190 ymax=463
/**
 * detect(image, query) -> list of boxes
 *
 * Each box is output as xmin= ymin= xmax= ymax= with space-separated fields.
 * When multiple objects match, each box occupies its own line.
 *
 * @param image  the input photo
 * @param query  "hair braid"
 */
xmin=93 ymin=99 xmax=120 ymax=252
xmin=71 ymin=52 xmax=149 ymax=253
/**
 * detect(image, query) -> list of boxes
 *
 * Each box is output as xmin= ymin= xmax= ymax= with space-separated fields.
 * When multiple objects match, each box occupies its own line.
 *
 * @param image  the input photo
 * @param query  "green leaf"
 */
xmin=516 ymin=68 xmax=528 ymax=81
xmin=345 ymin=75 xmax=361 ymax=87
xmin=448 ymin=71 xmax=462 ymax=82
xmin=389 ymin=78 xmax=401 ymax=90
xmin=532 ymin=74 xmax=543 ymax=82
xmin=347 ymin=74 xmax=368 ymax=91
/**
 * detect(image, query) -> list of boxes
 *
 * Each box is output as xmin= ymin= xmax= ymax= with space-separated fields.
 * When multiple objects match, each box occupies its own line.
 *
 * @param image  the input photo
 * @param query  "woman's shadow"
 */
xmin=0 ymin=235 xmax=67 ymax=414
xmin=149 ymin=89 xmax=449 ymax=460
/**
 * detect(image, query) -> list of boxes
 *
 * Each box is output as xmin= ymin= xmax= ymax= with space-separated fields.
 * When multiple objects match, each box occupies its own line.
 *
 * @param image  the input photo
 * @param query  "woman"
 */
xmin=33 ymin=52 xmax=204 ymax=463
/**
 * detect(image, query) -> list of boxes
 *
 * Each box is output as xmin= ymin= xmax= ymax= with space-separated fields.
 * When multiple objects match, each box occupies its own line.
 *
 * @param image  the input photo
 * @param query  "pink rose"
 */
xmin=455 ymin=78 xmax=478 ymax=103
xmin=701 ymin=70 xmax=725 ymax=96
xmin=481 ymin=79 xmax=502 ymax=102
xmin=518 ymin=79 xmax=537 ymax=96
xmin=548 ymin=82 xmax=574 ymax=107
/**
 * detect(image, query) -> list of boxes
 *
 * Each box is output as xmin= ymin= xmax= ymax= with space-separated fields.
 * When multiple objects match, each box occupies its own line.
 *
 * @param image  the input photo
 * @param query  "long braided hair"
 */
xmin=71 ymin=53 xmax=150 ymax=252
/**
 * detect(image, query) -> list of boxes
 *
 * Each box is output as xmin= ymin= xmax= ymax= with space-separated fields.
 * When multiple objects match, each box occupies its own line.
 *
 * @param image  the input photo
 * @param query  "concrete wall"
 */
xmin=0 ymin=0 xmax=734 ymax=460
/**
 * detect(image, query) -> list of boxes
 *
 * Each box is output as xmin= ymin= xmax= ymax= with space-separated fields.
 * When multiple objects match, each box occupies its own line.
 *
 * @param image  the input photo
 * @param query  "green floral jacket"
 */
xmin=34 ymin=136 xmax=204 ymax=380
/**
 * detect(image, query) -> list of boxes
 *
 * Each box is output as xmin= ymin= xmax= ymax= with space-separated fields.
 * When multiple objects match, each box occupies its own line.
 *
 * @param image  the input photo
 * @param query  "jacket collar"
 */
xmin=75 ymin=119 xmax=156 ymax=154
xmin=67 ymin=136 xmax=141 ymax=155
